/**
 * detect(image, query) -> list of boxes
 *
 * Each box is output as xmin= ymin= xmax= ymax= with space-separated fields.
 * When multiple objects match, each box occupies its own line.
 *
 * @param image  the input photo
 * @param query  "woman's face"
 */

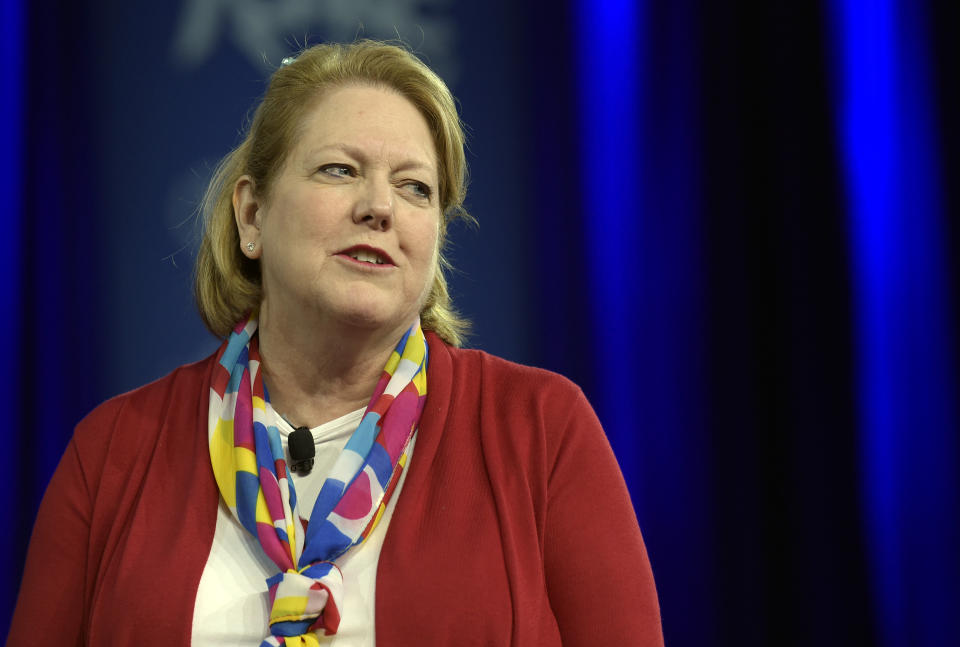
xmin=238 ymin=84 xmax=441 ymax=336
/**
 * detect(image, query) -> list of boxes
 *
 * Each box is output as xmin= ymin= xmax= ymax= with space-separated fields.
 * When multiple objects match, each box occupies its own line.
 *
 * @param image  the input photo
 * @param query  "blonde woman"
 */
xmin=10 ymin=41 xmax=663 ymax=646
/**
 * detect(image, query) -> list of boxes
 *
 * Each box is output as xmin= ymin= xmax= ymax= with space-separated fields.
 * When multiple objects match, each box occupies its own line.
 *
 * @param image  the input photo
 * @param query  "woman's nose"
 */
xmin=352 ymin=178 xmax=393 ymax=231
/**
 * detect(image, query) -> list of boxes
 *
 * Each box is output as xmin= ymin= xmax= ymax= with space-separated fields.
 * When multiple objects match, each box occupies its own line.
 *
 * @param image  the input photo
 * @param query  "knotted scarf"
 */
xmin=208 ymin=315 xmax=427 ymax=646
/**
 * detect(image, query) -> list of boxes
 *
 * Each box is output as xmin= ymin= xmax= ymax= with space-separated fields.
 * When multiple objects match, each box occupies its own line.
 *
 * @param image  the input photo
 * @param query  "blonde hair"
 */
xmin=194 ymin=40 xmax=471 ymax=345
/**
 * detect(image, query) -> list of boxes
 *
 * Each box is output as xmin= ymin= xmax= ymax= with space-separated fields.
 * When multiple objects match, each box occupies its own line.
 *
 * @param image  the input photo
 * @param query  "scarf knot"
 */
xmin=265 ymin=562 xmax=343 ymax=639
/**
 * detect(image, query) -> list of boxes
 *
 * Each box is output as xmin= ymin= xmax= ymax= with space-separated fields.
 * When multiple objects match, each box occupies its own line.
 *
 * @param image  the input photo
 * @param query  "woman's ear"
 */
xmin=234 ymin=175 xmax=262 ymax=259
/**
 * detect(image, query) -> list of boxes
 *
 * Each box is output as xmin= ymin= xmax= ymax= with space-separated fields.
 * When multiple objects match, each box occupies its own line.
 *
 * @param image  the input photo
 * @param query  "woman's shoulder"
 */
xmin=428 ymin=333 xmax=584 ymax=401
xmin=425 ymin=333 xmax=595 ymax=442
xmin=74 ymin=352 xmax=218 ymax=452
xmin=422 ymin=335 xmax=613 ymax=493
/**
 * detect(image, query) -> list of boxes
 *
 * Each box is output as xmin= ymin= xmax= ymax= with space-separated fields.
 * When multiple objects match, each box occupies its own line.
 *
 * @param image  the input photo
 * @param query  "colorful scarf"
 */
xmin=208 ymin=315 xmax=428 ymax=646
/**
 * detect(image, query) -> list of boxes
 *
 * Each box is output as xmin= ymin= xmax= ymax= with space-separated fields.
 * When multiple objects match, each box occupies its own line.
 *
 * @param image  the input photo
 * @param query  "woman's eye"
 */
xmin=404 ymin=181 xmax=432 ymax=199
xmin=319 ymin=164 xmax=354 ymax=178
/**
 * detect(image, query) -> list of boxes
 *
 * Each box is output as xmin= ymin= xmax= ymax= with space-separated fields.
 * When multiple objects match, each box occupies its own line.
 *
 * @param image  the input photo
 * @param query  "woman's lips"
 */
xmin=335 ymin=244 xmax=396 ymax=267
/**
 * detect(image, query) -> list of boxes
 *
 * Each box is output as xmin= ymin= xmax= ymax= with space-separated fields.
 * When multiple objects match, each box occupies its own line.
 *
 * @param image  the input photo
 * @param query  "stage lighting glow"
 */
xmin=830 ymin=1 xmax=959 ymax=643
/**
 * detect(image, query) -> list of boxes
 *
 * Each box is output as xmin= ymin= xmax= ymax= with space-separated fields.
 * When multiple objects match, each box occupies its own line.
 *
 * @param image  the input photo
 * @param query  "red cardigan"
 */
xmin=10 ymin=334 xmax=663 ymax=646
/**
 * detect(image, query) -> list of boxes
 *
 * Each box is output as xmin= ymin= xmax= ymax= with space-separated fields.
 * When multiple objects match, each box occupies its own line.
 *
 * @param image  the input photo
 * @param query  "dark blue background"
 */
xmin=4 ymin=0 xmax=959 ymax=644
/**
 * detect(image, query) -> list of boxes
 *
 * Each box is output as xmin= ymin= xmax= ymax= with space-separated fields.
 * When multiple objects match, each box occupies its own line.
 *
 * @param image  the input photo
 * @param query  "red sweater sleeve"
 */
xmin=8 ymin=425 xmax=103 ymax=643
xmin=542 ymin=390 xmax=664 ymax=646
xmin=8 ymin=360 xmax=218 ymax=646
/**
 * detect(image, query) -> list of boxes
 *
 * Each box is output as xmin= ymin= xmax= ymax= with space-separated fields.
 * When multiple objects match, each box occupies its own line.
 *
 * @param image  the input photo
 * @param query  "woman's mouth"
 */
xmin=336 ymin=245 xmax=395 ymax=266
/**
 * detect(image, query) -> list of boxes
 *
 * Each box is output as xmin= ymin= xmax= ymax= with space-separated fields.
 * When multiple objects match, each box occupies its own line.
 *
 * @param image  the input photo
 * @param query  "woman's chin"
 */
xmin=327 ymin=303 xmax=414 ymax=335
xmin=263 ymin=282 xmax=420 ymax=337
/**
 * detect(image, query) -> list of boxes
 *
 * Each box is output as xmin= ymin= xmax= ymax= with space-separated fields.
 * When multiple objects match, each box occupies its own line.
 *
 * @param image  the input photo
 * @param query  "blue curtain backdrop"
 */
xmin=5 ymin=1 xmax=959 ymax=644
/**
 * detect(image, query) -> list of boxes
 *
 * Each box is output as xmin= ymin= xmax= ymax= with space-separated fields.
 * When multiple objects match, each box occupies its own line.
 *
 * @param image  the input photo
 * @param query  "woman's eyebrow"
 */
xmin=303 ymin=142 xmax=435 ymax=174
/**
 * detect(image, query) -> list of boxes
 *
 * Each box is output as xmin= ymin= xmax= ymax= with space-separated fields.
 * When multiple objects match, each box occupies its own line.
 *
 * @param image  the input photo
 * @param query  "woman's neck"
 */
xmin=255 ymin=301 xmax=411 ymax=428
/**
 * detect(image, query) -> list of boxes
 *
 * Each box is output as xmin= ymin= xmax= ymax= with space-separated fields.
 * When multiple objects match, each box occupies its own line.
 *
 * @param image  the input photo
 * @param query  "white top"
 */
xmin=192 ymin=408 xmax=415 ymax=646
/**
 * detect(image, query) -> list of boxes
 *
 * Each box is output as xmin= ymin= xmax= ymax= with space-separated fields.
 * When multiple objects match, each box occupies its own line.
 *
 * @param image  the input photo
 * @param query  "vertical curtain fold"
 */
xmin=1 ymin=0 xmax=26 ymax=633
xmin=828 ymin=1 xmax=960 ymax=643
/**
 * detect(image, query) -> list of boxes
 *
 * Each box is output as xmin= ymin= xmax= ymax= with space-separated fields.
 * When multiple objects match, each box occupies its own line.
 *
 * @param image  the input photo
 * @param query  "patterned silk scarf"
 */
xmin=208 ymin=315 xmax=428 ymax=646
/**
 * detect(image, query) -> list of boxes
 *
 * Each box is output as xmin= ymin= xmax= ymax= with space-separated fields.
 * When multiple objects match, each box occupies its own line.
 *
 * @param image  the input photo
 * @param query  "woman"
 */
xmin=9 ymin=41 xmax=662 ymax=646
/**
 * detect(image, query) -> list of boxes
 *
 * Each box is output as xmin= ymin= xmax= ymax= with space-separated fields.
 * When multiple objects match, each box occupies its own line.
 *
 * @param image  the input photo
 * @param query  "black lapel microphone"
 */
xmin=289 ymin=426 xmax=315 ymax=474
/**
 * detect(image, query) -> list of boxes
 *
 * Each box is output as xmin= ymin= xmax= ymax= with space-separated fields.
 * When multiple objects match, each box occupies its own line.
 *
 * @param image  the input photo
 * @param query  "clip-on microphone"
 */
xmin=289 ymin=426 xmax=315 ymax=474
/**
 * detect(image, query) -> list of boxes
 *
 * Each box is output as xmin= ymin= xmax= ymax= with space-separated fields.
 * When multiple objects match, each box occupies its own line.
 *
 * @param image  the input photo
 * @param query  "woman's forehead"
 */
xmin=290 ymin=85 xmax=437 ymax=168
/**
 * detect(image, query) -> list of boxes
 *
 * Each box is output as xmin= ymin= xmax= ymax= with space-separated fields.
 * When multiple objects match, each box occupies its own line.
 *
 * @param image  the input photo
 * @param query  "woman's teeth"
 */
xmin=349 ymin=250 xmax=384 ymax=264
